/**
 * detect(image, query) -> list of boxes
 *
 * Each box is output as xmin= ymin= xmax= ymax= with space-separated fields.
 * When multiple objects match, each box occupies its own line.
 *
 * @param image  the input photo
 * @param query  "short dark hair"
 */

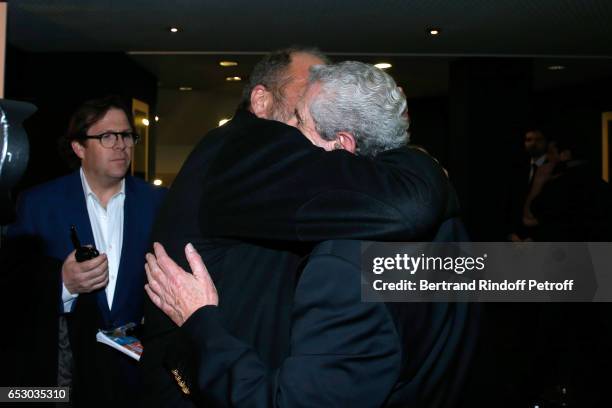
xmin=238 ymin=46 xmax=329 ymax=110
xmin=60 ymin=95 xmax=135 ymax=168
xmin=524 ymin=127 xmax=547 ymax=140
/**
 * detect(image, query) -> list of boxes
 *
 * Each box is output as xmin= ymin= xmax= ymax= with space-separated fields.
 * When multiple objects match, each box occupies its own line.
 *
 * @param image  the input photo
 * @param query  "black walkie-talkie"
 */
xmin=70 ymin=225 xmax=99 ymax=262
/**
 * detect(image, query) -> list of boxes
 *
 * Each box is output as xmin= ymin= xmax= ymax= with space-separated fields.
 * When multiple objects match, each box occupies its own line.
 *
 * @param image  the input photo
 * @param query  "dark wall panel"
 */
xmin=5 ymin=46 xmax=158 ymax=192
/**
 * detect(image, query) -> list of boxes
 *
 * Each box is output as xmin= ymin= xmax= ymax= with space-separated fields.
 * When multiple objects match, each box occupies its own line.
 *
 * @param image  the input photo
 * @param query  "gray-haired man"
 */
xmin=294 ymin=61 xmax=409 ymax=156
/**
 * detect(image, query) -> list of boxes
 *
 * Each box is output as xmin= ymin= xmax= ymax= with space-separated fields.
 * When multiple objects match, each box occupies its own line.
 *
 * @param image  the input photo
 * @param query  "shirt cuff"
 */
xmin=61 ymin=282 xmax=79 ymax=313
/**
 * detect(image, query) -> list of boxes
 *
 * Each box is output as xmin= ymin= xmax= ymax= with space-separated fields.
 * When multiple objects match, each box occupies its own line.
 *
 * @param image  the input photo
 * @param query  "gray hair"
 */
xmin=308 ymin=61 xmax=409 ymax=157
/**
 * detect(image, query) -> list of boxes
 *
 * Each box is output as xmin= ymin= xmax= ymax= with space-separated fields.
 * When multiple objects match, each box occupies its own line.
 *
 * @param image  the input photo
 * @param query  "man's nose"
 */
xmin=114 ymin=134 xmax=127 ymax=150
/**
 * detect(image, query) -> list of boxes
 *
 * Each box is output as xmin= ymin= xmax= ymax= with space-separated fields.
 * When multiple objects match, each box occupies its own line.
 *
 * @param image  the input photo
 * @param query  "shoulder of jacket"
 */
xmin=19 ymin=171 xmax=77 ymax=199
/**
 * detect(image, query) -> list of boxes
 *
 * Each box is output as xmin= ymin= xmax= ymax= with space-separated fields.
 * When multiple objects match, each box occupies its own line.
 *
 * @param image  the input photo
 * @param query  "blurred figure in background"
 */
xmin=523 ymin=136 xmax=612 ymax=241
xmin=507 ymin=128 xmax=549 ymax=242
xmin=522 ymin=135 xmax=612 ymax=407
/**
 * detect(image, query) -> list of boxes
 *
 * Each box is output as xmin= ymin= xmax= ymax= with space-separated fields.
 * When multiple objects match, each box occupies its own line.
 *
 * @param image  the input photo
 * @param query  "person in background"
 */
xmin=522 ymin=135 xmax=612 ymax=406
xmin=523 ymin=136 xmax=612 ymax=241
xmin=7 ymin=95 xmax=167 ymax=407
xmin=508 ymin=127 xmax=549 ymax=242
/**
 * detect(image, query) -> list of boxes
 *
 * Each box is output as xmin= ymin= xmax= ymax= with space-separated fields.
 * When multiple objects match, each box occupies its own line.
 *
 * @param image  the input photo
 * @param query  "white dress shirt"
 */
xmin=528 ymin=154 xmax=548 ymax=184
xmin=61 ymin=168 xmax=125 ymax=312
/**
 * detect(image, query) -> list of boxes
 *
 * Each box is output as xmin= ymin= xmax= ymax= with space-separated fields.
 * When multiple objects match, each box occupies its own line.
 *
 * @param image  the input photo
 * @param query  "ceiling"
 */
xmin=128 ymin=53 xmax=452 ymax=98
xmin=7 ymin=0 xmax=612 ymax=56
xmin=8 ymin=0 xmax=612 ymax=175
xmin=8 ymin=0 xmax=612 ymax=100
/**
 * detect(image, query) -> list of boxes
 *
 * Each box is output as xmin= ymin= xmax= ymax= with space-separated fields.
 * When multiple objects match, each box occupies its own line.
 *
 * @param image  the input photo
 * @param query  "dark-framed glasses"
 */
xmin=81 ymin=131 xmax=140 ymax=148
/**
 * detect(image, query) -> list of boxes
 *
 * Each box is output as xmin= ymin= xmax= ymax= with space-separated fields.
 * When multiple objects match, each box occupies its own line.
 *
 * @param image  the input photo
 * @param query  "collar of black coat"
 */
xmin=230 ymin=108 xmax=313 ymax=146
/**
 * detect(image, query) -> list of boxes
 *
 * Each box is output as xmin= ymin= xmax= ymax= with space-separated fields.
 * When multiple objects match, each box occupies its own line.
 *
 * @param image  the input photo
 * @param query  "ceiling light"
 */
xmin=428 ymin=28 xmax=441 ymax=36
xmin=218 ymin=118 xmax=230 ymax=126
xmin=548 ymin=65 xmax=566 ymax=71
xmin=154 ymin=116 xmax=159 ymax=122
xmin=374 ymin=62 xmax=392 ymax=70
xmin=179 ymin=86 xmax=192 ymax=91
xmin=219 ymin=61 xmax=238 ymax=67
xmin=169 ymin=27 xmax=179 ymax=33
xmin=141 ymin=118 xmax=150 ymax=126
xmin=153 ymin=179 xmax=163 ymax=186
xmin=225 ymin=76 xmax=242 ymax=82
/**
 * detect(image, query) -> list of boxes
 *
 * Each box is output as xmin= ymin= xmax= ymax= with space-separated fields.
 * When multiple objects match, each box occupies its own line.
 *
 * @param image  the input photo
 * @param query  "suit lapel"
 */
xmin=65 ymin=170 xmax=95 ymax=248
xmin=66 ymin=170 xmax=112 ymax=325
xmin=110 ymin=176 xmax=136 ymax=321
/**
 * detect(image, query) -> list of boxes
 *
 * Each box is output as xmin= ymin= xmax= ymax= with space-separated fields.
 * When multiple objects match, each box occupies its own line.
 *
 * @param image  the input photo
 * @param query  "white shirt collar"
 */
xmin=79 ymin=167 xmax=125 ymax=202
xmin=531 ymin=154 xmax=547 ymax=167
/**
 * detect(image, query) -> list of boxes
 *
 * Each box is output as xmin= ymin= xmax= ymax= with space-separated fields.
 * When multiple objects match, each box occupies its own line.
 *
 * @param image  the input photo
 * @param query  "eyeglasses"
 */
xmin=81 ymin=131 xmax=140 ymax=148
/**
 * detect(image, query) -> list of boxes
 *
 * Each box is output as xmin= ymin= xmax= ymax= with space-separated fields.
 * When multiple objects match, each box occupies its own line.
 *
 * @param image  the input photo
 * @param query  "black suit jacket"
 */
xmin=530 ymin=161 xmax=612 ymax=241
xmin=6 ymin=172 xmax=166 ymax=407
xmin=141 ymin=109 xmax=453 ymax=406
xmin=174 ymin=240 xmax=478 ymax=408
xmin=0 ymin=238 xmax=62 ymax=394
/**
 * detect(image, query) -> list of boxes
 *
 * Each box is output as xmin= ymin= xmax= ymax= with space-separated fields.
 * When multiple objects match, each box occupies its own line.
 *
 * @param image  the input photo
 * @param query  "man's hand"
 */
xmin=62 ymin=250 xmax=109 ymax=294
xmin=145 ymin=242 xmax=219 ymax=327
xmin=522 ymin=162 xmax=557 ymax=228
xmin=532 ymin=162 xmax=556 ymax=188
xmin=508 ymin=233 xmax=523 ymax=242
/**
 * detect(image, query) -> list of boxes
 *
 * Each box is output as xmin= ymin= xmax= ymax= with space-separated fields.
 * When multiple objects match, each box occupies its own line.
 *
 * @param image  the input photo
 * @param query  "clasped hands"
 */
xmin=145 ymin=242 xmax=219 ymax=327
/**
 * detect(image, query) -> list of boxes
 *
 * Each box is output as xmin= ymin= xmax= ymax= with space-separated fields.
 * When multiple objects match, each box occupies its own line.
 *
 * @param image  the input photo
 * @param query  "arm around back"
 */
xmin=200 ymin=115 xmax=448 ymax=243
xmin=177 ymin=241 xmax=401 ymax=407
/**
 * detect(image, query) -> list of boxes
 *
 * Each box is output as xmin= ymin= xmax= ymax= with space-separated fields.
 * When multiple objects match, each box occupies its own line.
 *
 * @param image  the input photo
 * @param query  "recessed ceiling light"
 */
xmin=374 ymin=62 xmax=392 ymax=70
xmin=218 ymin=118 xmax=230 ymax=126
xmin=179 ymin=86 xmax=192 ymax=91
xmin=219 ymin=61 xmax=238 ymax=67
xmin=226 ymin=76 xmax=242 ymax=82
xmin=154 ymin=116 xmax=159 ymax=122
xmin=141 ymin=118 xmax=150 ymax=126
xmin=169 ymin=27 xmax=179 ymax=33
xmin=428 ymin=28 xmax=441 ymax=36
xmin=548 ymin=65 xmax=566 ymax=71
xmin=153 ymin=179 xmax=163 ymax=186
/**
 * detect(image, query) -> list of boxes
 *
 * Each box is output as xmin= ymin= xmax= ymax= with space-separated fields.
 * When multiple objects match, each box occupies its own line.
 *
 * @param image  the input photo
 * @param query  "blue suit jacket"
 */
xmin=8 ymin=169 xmax=166 ymax=328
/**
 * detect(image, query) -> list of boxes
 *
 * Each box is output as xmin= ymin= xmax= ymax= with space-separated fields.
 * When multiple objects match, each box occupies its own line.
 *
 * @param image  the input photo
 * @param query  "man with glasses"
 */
xmin=7 ymin=95 xmax=166 ymax=406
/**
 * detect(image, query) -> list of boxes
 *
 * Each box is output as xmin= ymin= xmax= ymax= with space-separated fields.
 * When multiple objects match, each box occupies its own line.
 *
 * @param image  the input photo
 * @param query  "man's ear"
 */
xmin=71 ymin=140 xmax=86 ymax=160
xmin=250 ymin=85 xmax=273 ymax=119
xmin=335 ymin=131 xmax=356 ymax=154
